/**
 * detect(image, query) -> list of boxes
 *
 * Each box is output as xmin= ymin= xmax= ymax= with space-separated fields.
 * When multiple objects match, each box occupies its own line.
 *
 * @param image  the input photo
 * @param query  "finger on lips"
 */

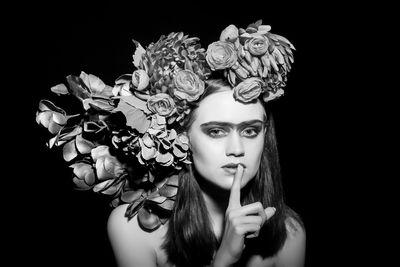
xmin=228 ymin=164 xmax=244 ymax=209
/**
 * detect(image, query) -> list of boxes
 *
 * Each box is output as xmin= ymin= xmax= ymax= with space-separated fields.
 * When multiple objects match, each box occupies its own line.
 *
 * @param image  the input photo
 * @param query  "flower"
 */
xmin=220 ymin=24 xmax=239 ymax=43
xmin=172 ymin=133 xmax=190 ymax=162
xmin=147 ymin=93 xmax=176 ymax=116
xmin=71 ymin=162 xmax=96 ymax=190
xmin=246 ymin=36 xmax=269 ymax=56
xmin=206 ymin=41 xmax=238 ymax=70
xmin=173 ymin=70 xmax=205 ymax=102
xmin=132 ymin=69 xmax=150 ymax=91
xmin=91 ymin=145 xmax=126 ymax=181
xmin=36 ymin=100 xmax=67 ymax=135
xmin=80 ymin=71 xmax=113 ymax=97
xmin=36 ymin=20 xmax=295 ymax=231
xmin=233 ymin=77 xmax=264 ymax=102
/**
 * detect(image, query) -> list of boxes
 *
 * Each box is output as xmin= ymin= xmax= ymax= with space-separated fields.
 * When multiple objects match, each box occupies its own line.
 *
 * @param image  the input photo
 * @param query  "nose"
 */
xmin=226 ymin=131 xmax=245 ymax=157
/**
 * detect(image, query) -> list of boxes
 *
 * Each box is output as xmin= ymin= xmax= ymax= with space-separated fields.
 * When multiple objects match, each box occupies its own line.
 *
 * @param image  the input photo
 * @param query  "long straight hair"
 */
xmin=162 ymin=79 xmax=294 ymax=266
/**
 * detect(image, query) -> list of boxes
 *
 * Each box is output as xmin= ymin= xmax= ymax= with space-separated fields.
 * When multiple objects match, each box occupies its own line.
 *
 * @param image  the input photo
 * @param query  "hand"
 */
xmin=212 ymin=164 xmax=276 ymax=267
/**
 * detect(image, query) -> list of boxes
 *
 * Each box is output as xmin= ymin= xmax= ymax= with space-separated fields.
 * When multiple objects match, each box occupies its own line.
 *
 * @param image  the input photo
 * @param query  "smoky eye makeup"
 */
xmin=240 ymin=125 xmax=263 ymax=138
xmin=200 ymin=120 xmax=265 ymax=138
xmin=201 ymin=125 xmax=230 ymax=138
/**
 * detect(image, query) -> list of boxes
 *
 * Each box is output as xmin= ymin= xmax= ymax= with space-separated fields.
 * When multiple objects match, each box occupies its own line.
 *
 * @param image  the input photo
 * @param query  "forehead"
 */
xmin=194 ymin=90 xmax=265 ymax=124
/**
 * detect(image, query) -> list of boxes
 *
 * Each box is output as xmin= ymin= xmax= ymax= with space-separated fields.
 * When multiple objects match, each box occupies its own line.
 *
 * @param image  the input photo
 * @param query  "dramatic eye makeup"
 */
xmin=200 ymin=120 xmax=265 ymax=139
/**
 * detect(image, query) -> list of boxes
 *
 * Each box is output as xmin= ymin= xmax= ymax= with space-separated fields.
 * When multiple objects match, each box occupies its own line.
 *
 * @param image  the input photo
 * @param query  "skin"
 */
xmin=107 ymin=89 xmax=306 ymax=267
xmin=187 ymin=89 xmax=266 ymax=191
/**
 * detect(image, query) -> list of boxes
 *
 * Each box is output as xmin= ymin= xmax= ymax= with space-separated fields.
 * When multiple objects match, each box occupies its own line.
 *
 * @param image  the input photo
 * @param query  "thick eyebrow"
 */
xmin=200 ymin=120 xmax=265 ymax=129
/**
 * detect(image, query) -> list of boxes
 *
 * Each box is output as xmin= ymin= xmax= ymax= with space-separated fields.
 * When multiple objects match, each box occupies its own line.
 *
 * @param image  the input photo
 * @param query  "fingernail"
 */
xmin=265 ymin=207 xmax=276 ymax=218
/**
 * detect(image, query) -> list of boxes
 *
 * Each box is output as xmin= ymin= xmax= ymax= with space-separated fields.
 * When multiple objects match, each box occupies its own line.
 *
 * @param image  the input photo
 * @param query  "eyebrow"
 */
xmin=200 ymin=120 xmax=265 ymax=129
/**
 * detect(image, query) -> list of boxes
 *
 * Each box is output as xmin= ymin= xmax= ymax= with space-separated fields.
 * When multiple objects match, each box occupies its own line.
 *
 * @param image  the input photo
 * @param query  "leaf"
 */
xmin=271 ymin=33 xmax=295 ymax=50
xmin=121 ymin=189 xmax=144 ymax=203
xmin=166 ymin=174 xmax=179 ymax=187
xmin=93 ymin=179 xmax=115 ymax=193
xmin=147 ymin=195 xmax=167 ymax=204
xmin=66 ymin=75 xmax=91 ymax=101
xmin=83 ymin=98 xmax=115 ymax=111
xmin=115 ymin=74 xmax=132 ymax=84
xmin=83 ymin=121 xmax=107 ymax=134
xmin=79 ymin=71 xmax=113 ymax=97
xmin=38 ymin=100 xmax=66 ymax=114
xmin=158 ymin=185 xmax=178 ymax=198
xmin=119 ymin=95 xmax=151 ymax=114
xmin=115 ymin=101 xmax=150 ymax=133
xmin=72 ymin=177 xmax=92 ymax=190
xmin=132 ymin=39 xmax=146 ymax=68
xmin=51 ymin=83 xmax=69 ymax=95
xmin=58 ymin=126 xmax=82 ymax=143
xmin=125 ymin=199 xmax=145 ymax=220
xmin=156 ymin=199 xmax=175 ymax=211
xmin=258 ymin=25 xmax=271 ymax=33
xmin=100 ymin=179 xmax=123 ymax=195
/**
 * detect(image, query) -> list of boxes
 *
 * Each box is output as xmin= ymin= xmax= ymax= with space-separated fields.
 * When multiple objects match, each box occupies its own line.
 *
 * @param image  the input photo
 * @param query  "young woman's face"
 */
xmin=188 ymin=89 xmax=266 ymax=190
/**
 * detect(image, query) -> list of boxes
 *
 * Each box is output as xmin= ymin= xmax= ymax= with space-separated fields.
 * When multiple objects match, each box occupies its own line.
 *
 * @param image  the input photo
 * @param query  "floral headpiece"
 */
xmin=36 ymin=20 xmax=295 ymax=230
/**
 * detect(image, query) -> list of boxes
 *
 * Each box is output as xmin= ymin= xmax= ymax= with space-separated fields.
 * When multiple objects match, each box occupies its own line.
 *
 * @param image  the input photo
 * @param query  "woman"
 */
xmin=36 ymin=20 xmax=305 ymax=267
xmin=107 ymin=79 xmax=306 ymax=267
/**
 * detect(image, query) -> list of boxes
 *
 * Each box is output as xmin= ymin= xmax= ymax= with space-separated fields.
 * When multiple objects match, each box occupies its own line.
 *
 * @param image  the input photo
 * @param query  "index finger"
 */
xmin=228 ymin=164 xmax=244 ymax=209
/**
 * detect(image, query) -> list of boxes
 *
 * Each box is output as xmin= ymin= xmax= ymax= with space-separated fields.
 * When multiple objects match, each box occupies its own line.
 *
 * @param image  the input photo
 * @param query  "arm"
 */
xmin=107 ymin=204 xmax=158 ymax=267
xmin=274 ymin=217 xmax=306 ymax=267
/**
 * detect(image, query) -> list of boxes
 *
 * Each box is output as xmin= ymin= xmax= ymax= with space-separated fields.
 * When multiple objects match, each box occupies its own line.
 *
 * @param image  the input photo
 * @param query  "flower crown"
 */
xmin=36 ymin=20 xmax=295 ymax=230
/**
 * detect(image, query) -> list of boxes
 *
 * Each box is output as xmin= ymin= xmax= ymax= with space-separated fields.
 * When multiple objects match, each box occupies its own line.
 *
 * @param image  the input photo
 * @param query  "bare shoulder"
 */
xmin=107 ymin=204 xmax=169 ymax=267
xmin=274 ymin=215 xmax=306 ymax=267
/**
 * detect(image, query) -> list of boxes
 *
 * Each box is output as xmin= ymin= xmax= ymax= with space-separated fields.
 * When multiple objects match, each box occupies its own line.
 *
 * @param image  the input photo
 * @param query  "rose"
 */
xmin=147 ymin=93 xmax=176 ymax=116
xmin=233 ymin=78 xmax=264 ymax=102
xmin=246 ymin=36 xmax=269 ymax=56
xmin=206 ymin=41 xmax=238 ymax=70
xmin=173 ymin=70 xmax=205 ymax=102
xmin=220 ymin=24 xmax=239 ymax=43
xmin=132 ymin=69 xmax=150 ymax=91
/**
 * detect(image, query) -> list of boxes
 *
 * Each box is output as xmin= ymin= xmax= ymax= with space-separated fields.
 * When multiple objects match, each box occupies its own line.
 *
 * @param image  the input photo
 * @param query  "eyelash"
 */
xmin=207 ymin=127 xmax=261 ymax=138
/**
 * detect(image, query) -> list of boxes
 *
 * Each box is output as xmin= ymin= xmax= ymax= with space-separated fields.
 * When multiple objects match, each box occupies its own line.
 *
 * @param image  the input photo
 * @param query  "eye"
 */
xmin=241 ymin=127 xmax=260 ymax=138
xmin=207 ymin=128 xmax=228 ymax=138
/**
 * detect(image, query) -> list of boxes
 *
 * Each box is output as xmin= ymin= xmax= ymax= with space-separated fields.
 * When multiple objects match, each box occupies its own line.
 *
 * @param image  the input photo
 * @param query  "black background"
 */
xmin=8 ymin=2 xmax=385 ymax=267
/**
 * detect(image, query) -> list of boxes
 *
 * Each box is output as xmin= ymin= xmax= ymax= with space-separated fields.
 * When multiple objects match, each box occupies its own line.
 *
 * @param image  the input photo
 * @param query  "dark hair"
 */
xmin=162 ymin=79 xmax=299 ymax=267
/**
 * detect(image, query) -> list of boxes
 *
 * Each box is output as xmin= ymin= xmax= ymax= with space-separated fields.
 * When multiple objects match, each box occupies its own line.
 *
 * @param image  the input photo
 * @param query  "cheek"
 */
xmin=243 ymin=137 xmax=265 ymax=179
xmin=190 ymin=135 xmax=218 ymax=166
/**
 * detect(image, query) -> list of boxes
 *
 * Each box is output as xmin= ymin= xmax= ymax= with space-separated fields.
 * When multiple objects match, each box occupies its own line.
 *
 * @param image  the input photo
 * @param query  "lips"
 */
xmin=221 ymin=163 xmax=245 ymax=174
xmin=222 ymin=163 xmax=246 ymax=168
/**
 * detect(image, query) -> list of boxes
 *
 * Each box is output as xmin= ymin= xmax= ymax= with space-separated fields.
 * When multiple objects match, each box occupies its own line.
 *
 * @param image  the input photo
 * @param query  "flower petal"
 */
xmin=138 ymin=208 xmax=161 ymax=230
xmin=50 ymin=83 xmax=69 ymax=95
xmin=121 ymin=189 xmax=144 ymax=203
xmin=62 ymin=140 xmax=78 ymax=162
xmin=75 ymin=134 xmax=95 ymax=154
